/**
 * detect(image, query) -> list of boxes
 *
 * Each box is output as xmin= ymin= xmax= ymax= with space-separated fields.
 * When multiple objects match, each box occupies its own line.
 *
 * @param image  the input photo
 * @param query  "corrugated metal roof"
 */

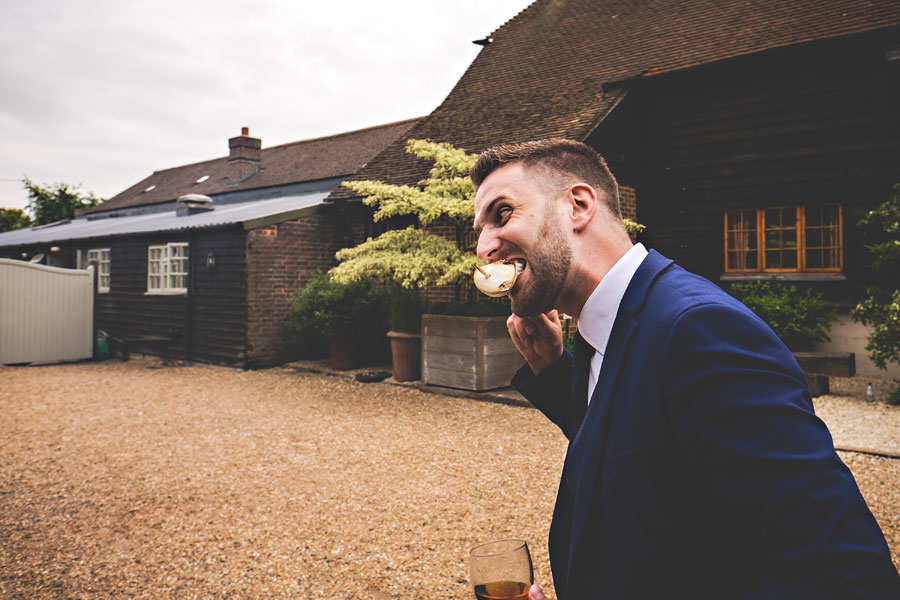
xmin=0 ymin=192 xmax=329 ymax=247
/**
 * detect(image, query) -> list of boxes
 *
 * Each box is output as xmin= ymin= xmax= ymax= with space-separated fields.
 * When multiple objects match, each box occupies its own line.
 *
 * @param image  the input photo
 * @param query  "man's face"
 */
xmin=473 ymin=163 xmax=572 ymax=316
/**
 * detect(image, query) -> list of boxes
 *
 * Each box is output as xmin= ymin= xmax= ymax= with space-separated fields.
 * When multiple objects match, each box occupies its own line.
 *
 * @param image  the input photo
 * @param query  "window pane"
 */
xmin=725 ymin=209 xmax=758 ymax=271
xmin=807 ymin=228 xmax=823 ymax=248
xmin=765 ymin=248 xmax=798 ymax=270
xmin=804 ymin=205 xmax=840 ymax=270
xmin=763 ymin=207 xmax=798 ymax=270
xmin=765 ymin=207 xmax=796 ymax=229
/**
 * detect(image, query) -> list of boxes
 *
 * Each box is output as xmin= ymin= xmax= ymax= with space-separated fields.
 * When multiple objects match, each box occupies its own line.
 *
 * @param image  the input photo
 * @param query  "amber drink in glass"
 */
xmin=469 ymin=539 xmax=533 ymax=600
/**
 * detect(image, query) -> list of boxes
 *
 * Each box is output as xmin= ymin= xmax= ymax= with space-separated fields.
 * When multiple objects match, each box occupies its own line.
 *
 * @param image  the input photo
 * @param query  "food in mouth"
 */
xmin=473 ymin=260 xmax=525 ymax=297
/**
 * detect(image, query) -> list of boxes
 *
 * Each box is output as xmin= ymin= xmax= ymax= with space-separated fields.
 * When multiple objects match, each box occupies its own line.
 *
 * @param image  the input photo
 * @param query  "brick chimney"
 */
xmin=228 ymin=126 xmax=261 ymax=182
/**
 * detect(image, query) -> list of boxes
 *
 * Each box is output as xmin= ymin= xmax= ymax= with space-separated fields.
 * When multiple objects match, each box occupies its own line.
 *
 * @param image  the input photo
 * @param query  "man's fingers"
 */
xmin=533 ymin=313 xmax=558 ymax=334
xmin=541 ymin=309 xmax=560 ymax=328
xmin=507 ymin=315 xmax=532 ymax=353
xmin=526 ymin=310 xmax=561 ymax=340
xmin=528 ymin=583 xmax=547 ymax=600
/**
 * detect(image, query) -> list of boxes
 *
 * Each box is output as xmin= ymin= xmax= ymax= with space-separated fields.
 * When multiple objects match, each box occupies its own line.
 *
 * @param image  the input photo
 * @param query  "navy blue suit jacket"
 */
xmin=513 ymin=250 xmax=899 ymax=599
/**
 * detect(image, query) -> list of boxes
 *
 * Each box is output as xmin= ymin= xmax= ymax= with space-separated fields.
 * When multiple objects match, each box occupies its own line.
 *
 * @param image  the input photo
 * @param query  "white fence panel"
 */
xmin=0 ymin=258 xmax=94 ymax=365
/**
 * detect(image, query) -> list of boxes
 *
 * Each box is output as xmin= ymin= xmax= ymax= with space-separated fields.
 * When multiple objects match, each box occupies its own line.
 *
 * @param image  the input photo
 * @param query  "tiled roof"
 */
xmin=328 ymin=0 xmax=900 ymax=200
xmin=88 ymin=117 xmax=421 ymax=213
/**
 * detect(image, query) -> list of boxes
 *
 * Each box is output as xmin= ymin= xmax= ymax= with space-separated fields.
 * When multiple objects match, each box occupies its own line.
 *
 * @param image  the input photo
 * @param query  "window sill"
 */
xmin=719 ymin=273 xmax=845 ymax=282
xmin=144 ymin=290 xmax=188 ymax=296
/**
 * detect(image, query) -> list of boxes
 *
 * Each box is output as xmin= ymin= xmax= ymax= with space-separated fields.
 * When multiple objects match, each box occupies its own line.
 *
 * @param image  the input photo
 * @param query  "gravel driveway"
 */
xmin=1 ymin=359 xmax=898 ymax=598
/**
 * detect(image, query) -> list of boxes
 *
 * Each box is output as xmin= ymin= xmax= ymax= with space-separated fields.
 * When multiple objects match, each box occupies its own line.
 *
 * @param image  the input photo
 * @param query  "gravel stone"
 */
xmin=1 ymin=359 xmax=897 ymax=598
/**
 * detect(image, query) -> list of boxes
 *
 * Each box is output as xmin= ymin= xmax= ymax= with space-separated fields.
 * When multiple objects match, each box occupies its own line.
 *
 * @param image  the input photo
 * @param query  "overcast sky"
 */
xmin=0 ymin=0 xmax=533 ymax=211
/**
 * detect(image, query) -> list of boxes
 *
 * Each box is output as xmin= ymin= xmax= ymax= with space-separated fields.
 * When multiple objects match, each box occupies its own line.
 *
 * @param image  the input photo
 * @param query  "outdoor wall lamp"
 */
xmin=206 ymin=251 xmax=216 ymax=271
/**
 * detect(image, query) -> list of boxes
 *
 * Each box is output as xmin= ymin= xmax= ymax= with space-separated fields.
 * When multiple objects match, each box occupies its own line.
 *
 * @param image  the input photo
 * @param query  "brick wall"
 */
xmin=422 ymin=219 xmax=464 ymax=303
xmin=245 ymin=213 xmax=345 ymax=367
xmin=620 ymin=185 xmax=637 ymax=221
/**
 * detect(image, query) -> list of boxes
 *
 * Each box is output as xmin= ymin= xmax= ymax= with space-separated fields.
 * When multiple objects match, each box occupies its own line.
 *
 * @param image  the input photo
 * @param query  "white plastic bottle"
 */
xmin=865 ymin=382 xmax=875 ymax=403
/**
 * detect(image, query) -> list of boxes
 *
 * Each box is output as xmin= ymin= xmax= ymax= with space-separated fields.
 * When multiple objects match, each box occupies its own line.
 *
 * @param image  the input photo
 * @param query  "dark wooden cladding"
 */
xmin=620 ymin=34 xmax=900 ymax=303
xmin=73 ymin=225 xmax=249 ymax=366
xmin=187 ymin=227 xmax=248 ymax=365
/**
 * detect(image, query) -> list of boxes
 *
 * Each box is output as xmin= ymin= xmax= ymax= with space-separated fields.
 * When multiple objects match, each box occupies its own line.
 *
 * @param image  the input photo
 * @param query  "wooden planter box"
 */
xmin=421 ymin=314 xmax=521 ymax=391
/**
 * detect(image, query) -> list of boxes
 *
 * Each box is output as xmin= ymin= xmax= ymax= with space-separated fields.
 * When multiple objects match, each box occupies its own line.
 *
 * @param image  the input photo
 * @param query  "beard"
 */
xmin=510 ymin=209 xmax=571 ymax=317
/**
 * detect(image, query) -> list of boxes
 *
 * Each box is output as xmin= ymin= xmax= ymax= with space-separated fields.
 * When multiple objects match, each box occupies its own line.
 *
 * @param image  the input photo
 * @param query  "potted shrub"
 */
xmin=385 ymin=286 xmax=425 ymax=381
xmin=285 ymin=274 xmax=388 ymax=370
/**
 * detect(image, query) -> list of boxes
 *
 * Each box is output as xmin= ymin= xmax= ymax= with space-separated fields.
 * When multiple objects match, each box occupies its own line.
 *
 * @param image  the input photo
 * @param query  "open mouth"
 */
xmin=504 ymin=258 xmax=526 ymax=273
xmin=504 ymin=259 xmax=526 ymax=292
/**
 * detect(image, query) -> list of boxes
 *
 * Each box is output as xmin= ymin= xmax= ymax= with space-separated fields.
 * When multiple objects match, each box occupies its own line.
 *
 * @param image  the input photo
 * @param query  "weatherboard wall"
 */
xmin=610 ymin=34 xmax=900 ymax=303
xmin=0 ymin=227 xmax=250 ymax=366
xmin=90 ymin=227 xmax=249 ymax=365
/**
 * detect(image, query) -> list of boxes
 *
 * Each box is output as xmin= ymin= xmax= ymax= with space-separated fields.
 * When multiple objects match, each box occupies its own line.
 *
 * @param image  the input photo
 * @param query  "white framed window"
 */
xmin=147 ymin=243 xmax=189 ymax=294
xmin=86 ymin=248 xmax=111 ymax=293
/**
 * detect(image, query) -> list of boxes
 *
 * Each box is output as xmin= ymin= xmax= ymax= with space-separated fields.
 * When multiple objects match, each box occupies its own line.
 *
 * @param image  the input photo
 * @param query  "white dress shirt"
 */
xmin=578 ymin=243 xmax=648 ymax=402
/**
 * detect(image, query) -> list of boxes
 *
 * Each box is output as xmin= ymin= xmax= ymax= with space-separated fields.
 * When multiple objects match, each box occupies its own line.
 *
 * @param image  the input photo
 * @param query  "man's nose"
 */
xmin=476 ymin=230 xmax=501 ymax=262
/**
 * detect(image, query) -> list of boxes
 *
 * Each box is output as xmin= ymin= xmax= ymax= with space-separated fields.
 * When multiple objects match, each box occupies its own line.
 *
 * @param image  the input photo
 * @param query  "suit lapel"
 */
xmin=568 ymin=250 xmax=673 ymax=460
xmin=560 ymin=250 xmax=674 ymax=590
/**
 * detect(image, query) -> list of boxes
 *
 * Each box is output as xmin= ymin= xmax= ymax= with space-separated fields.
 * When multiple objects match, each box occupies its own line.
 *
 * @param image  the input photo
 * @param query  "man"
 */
xmin=470 ymin=139 xmax=900 ymax=599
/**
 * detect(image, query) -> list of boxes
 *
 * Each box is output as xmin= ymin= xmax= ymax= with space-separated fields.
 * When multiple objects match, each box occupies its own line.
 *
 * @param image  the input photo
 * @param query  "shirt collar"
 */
xmin=578 ymin=243 xmax=648 ymax=356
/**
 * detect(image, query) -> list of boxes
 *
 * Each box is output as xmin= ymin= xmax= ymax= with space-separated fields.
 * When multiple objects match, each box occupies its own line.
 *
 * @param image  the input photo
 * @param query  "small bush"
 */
xmin=886 ymin=381 xmax=900 ymax=406
xmin=286 ymin=274 xmax=389 ymax=350
xmin=728 ymin=278 xmax=836 ymax=351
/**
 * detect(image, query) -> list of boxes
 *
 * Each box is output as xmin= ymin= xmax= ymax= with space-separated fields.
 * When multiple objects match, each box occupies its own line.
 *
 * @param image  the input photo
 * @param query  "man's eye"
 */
xmin=497 ymin=207 xmax=511 ymax=224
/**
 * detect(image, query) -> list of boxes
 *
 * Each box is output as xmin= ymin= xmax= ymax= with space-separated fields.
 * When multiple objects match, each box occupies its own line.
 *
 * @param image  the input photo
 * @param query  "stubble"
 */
xmin=510 ymin=207 xmax=572 ymax=316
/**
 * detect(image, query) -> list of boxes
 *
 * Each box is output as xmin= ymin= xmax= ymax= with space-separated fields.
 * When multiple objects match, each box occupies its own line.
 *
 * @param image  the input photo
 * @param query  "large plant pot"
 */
xmin=387 ymin=331 xmax=422 ymax=382
xmin=421 ymin=314 xmax=521 ymax=391
xmin=329 ymin=338 xmax=360 ymax=371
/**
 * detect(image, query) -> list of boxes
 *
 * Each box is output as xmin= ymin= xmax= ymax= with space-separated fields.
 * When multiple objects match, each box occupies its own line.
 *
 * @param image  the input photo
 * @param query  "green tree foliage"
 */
xmin=23 ymin=178 xmax=102 ymax=226
xmin=0 ymin=208 xmax=31 ymax=232
xmin=624 ymin=219 xmax=645 ymax=238
xmin=331 ymin=228 xmax=479 ymax=290
xmin=332 ymin=140 xmax=478 ymax=294
xmin=852 ymin=185 xmax=900 ymax=392
xmin=728 ymin=278 xmax=835 ymax=351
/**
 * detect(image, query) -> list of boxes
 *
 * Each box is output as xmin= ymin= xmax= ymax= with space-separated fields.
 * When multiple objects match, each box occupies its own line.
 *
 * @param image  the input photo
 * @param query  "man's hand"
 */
xmin=528 ymin=583 xmax=548 ymax=600
xmin=507 ymin=310 xmax=564 ymax=376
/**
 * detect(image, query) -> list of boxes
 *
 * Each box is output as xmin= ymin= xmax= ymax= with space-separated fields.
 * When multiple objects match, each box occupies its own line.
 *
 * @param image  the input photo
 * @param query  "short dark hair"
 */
xmin=470 ymin=139 xmax=621 ymax=218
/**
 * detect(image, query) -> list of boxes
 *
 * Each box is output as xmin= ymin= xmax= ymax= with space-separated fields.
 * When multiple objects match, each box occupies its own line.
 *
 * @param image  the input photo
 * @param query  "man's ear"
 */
xmin=568 ymin=183 xmax=598 ymax=232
